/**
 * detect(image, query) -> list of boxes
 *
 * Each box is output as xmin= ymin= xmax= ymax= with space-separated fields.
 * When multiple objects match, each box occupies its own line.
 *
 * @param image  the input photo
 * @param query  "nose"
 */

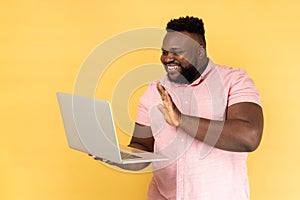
xmin=165 ymin=52 xmax=175 ymax=62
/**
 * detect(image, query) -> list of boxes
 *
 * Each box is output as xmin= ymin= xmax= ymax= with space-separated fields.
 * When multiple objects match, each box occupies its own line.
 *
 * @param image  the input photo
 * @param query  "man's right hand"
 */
xmin=88 ymin=154 xmax=150 ymax=171
xmin=88 ymin=154 xmax=116 ymax=165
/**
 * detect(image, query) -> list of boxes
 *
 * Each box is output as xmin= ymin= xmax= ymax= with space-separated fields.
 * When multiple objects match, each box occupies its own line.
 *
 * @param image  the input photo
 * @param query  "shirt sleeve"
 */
xmin=228 ymin=69 xmax=261 ymax=107
xmin=135 ymin=84 xmax=153 ymax=126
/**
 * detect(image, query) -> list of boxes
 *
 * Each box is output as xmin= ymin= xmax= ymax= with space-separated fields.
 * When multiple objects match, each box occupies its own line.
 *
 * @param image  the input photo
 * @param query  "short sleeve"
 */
xmin=228 ymin=69 xmax=261 ymax=107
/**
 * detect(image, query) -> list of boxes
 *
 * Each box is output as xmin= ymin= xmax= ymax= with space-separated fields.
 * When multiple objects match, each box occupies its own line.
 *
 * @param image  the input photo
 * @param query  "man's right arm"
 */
xmin=129 ymin=122 xmax=154 ymax=152
xmin=91 ymin=123 xmax=154 ymax=171
xmin=114 ymin=123 xmax=154 ymax=171
xmin=113 ymin=123 xmax=154 ymax=171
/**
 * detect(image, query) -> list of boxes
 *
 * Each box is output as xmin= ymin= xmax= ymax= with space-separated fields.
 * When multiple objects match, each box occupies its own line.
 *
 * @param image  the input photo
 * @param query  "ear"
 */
xmin=198 ymin=45 xmax=206 ymax=59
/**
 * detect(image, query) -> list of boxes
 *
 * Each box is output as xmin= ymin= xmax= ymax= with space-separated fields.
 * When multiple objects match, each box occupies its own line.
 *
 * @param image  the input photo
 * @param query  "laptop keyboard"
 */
xmin=120 ymin=151 xmax=142 ymax=160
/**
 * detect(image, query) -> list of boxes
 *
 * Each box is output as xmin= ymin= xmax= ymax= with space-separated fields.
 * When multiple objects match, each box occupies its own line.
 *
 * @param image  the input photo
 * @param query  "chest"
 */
xmin=151 ymin=82 xmax=228 ymax=120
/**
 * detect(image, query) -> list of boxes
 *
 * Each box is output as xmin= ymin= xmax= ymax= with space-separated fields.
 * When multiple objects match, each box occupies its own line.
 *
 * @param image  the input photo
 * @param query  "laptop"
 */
xmin=56 ymin=92 xmax=168 ymax=164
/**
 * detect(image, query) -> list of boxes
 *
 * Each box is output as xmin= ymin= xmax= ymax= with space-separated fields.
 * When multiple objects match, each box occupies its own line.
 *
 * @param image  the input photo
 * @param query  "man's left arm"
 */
xmin=157 ymin=83 xmax=264 ymax=152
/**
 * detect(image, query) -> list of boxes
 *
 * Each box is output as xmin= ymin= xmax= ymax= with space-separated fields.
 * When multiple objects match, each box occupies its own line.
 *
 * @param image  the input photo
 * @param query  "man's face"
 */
xmin=160 ymin=31 xmax=205 ymax=84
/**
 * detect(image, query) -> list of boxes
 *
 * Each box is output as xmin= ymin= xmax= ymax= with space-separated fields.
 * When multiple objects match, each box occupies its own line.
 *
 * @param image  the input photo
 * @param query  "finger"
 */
xmin=96 ymin=157 xmax=108 ymax=163
xmin=156 ymin=82 xmax=163 ymax=96
xmin=164 ymin=90 xmax=171 ymax=102
xmin=157 ymin=82 xmax=166 ymax=97
xmin=88 ymin=154 xmax=97 ymax=159
xmin=94 ymin=156 xmax=101 ymax=160
xmin=158 ymin=84 xmax=171 ymax=103
xmin=159 ymin=82 xmax=166 ymax=91
xmin=106 ymin=160 xmax=116 ymax=165
xmin=157 ymin=104 xmax=165 ymax=114
xmin=90 ymin=155 xmax=104 ymax=161
xmin=160 ymin=90 xmax=173 ymax=109
xmin=100 ymin=159 xmax=117 ymax=166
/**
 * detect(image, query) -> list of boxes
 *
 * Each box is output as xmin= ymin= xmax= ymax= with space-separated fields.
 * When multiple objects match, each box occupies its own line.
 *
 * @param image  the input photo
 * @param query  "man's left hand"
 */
xmin=156 ymin=82 xmax=181 ymax=127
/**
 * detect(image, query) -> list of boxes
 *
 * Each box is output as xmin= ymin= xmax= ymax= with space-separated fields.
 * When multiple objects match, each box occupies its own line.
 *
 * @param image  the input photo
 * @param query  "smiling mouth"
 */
xmin=166 ymin=64 xmax=179 ymax=72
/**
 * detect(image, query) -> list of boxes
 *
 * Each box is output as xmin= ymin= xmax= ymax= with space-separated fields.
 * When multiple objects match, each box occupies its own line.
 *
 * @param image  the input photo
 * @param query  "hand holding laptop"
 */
xmin=57 ymin=92 xmax=168 ymax=167
xmin=56 ymin=92 xmax=168 ymax=167
xmin=88 ymin=153 xmax=150 ymax=171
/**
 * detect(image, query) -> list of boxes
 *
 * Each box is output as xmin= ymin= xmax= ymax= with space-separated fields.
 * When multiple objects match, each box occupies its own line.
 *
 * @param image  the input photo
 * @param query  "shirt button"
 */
xmin=179 ymin=158 xmax=183 ymax=162
xmin=178 ymin=177 xmax=183 ymax=182
xmin=184 ymin=100 xmax=189 ymax=104
xmin=181 ymin=138 xmax=184 ymax=142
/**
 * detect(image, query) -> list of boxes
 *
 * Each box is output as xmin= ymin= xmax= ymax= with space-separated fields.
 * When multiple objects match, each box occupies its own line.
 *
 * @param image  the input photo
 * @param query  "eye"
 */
xmin=162 ymin=50 xmax=168 ymax=56
xmin=172 ymin=51 xmax=184 ymax=56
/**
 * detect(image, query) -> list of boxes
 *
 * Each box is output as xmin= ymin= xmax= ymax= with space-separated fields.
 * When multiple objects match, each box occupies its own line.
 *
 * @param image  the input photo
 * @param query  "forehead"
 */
xmin=162 ymin=31 xmax=200 ymax=51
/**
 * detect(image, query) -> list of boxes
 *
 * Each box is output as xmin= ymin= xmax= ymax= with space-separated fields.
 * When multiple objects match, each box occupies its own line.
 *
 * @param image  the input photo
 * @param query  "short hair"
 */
xmin=166 ymin=16 xmax=206 ymax=44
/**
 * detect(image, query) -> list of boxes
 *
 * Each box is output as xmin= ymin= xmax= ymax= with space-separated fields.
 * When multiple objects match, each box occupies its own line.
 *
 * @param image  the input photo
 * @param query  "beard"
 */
xmin=166 ymin=63 xmax=201 ymax=84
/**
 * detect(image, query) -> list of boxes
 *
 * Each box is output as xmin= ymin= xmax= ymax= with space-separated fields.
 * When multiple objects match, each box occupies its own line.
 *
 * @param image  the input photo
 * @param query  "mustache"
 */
xmin=164 ymin=61 xmax=181 ymax=66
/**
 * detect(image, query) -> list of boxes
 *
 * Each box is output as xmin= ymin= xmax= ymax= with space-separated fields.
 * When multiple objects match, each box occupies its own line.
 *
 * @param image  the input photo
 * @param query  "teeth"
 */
xmin=167 ymin=65 xmax=178 ymax=71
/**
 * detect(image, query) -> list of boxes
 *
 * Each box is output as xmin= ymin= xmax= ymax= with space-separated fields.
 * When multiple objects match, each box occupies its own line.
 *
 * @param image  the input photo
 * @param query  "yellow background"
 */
xmin=1 ymin=0 xmax=300 ymax=199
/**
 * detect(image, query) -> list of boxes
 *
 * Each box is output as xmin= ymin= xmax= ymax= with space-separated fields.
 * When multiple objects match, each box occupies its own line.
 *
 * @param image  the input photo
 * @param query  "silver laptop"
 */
xmin=56 ymin=92 xmax=168 ymax=164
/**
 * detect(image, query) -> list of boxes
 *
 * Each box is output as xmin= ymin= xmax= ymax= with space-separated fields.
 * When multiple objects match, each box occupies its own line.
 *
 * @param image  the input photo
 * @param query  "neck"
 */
xmin=188 ymin=58 xmax=209 ymax=84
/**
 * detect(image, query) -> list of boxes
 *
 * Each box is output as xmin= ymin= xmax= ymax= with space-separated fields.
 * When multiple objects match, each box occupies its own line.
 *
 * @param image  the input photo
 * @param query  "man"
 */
xmin=97 ymin=16 xmax=263 ymax=200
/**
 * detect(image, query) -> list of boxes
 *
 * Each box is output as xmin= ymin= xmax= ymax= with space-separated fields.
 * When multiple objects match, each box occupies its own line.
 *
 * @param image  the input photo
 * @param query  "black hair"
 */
xmin=166 ymin=16 xmax=206 ymax=45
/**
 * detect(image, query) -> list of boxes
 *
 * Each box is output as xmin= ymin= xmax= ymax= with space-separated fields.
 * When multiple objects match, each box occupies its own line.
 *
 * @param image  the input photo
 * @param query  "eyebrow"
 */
xmin=161 ymin=47 xmax=183 ymax=51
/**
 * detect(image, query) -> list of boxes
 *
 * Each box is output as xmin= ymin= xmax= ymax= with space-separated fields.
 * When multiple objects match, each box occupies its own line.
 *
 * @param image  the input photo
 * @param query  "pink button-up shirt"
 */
xmin=135 ymin=59 xmax=261 ymax=200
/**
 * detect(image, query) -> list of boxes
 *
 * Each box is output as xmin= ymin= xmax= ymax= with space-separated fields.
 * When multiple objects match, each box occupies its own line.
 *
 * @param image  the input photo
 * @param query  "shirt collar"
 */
xmin=190 ymin=58 xmax=213 ymax=86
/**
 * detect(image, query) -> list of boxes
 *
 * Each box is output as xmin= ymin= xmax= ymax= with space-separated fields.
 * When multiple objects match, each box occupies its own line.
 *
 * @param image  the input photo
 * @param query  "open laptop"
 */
xmin=56 ymin=92 xmax=168 ymax=164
